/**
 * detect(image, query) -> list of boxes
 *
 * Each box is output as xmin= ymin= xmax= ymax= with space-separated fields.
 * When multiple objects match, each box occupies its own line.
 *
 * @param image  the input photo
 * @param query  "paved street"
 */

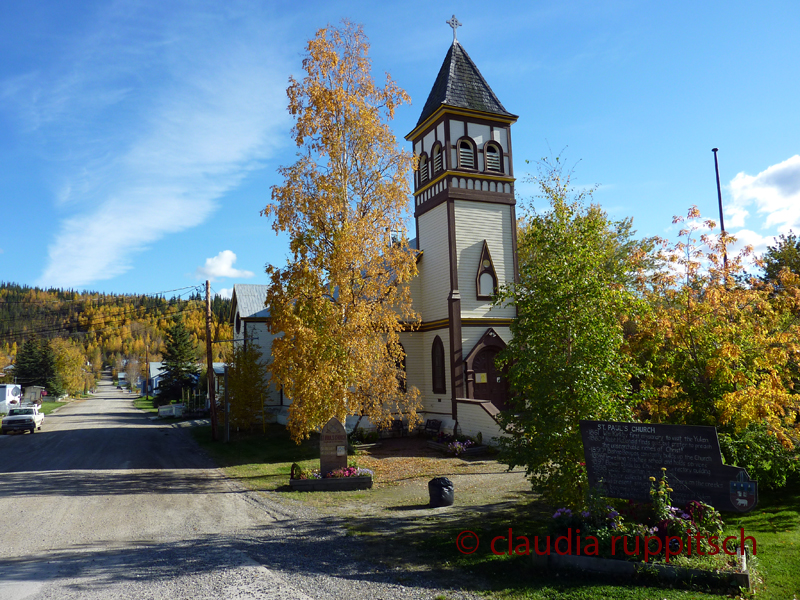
xmin=0 ymin=379 xmax=465 ymax=600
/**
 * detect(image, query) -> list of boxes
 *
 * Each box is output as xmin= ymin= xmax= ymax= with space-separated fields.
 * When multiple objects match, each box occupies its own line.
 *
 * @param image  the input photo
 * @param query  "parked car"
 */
xmin=1 ymin=405 xmax=44 ymax=434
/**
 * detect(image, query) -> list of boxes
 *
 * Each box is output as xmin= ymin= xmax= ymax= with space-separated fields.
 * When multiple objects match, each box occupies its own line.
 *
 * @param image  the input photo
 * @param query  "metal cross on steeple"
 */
xmin=446 ymin=15 xmax=462 ymax=42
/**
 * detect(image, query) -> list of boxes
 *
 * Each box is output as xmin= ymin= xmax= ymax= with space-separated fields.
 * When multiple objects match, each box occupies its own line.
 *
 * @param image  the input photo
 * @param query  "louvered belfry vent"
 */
xmin=433 ymin=147 xmax=443 ymax=173
xmin=485 ymin=145 xmax=501 ymax=172
xmin=459 ymin=141 xmax=474 ymax=169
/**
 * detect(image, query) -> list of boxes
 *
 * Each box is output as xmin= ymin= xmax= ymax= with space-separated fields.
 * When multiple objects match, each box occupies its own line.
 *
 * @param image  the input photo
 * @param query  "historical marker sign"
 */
xmin=580 ymin=420 xmax=757 ymax=513
xmin=320 ymin=417 xmax=348 ymax=475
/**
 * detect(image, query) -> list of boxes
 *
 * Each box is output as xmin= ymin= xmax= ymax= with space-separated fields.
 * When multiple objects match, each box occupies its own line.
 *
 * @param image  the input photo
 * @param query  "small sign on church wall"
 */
xmin=475 ymin=373 xmax=487 ymax=384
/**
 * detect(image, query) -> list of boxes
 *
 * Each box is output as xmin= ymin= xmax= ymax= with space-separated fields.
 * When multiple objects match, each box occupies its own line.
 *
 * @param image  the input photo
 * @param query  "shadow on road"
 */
xmin=0 ymin=469 xmax=231 ymax=498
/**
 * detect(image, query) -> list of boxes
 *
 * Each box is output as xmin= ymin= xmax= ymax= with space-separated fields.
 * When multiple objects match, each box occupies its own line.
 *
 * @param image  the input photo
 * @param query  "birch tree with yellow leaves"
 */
xmin=630 ymin=207 xmax=800 ymax=487
xmin=262 ymin=21 xmax=420 ymax=441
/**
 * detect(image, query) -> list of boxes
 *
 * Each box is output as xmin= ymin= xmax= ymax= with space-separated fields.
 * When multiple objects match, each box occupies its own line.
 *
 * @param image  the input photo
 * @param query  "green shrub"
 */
xmin=719 ymin=422 xmax=799 ymax=490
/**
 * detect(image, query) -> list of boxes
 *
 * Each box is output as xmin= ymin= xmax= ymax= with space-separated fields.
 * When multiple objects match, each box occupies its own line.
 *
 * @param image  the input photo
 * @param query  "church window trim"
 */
xmin=432 ymin=336 xmax=446 ymax=394
xmin=432 ymin=143 xmax=443 ymax=175
xmin=418 ymin=153 xmax=429 ymax=186
xmin=476 ymin=240 xmax=499 ymax=300
xmin=484 ymin=142 xmax=503 ymax=173
xmin=457 ymin=137 xmax=477 ymax=170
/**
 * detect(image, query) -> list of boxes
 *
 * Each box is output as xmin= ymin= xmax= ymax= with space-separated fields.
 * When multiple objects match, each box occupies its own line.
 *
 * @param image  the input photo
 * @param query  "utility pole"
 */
xmin=205 ymin=280 xmax=218 ymax=441
xmin=224 ymin=365 xmax=230 ymax=443
xmin=712 ymin=148 xmax=728 ymax=270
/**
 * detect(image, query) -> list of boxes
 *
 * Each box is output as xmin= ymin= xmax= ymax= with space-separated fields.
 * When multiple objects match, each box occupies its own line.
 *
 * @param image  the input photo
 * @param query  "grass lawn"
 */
xmin=39 ymin=401 xmax=67 ymax=415
xmin=192 ymin=426 xmax=799 ymax=599
xmin=133 ymin=395 xmax=159 ymax=414
xmin=189 ymin=424 xmax=319 ymax=496
xmin=724 ymin=479 xmax=800 ymax=599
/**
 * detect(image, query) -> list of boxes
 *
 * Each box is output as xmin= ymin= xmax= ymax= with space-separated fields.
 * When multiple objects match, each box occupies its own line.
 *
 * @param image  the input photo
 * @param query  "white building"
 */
xmin=230 ymin=36 xmax=517 ymax=443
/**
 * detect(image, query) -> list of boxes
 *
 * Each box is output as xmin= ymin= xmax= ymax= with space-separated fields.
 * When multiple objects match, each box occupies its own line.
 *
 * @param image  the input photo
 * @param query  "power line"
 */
xmin=0 ymin=303 xmax=206 ymax=342
xmin=0 ymin=287 xmax=205 ymax=329
xmin=0 ymin=285 xmax=203 ymax=305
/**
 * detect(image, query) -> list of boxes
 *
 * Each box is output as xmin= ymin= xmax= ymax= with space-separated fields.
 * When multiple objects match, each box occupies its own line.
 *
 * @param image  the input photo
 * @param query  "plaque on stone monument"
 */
xmin=580 ymin=420 xmax=758 ymax=513
xmin=320 ymin=417 xmax=348 ymax=475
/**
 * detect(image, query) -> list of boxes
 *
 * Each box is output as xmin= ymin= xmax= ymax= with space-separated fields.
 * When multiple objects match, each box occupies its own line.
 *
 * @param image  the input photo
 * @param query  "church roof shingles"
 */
xmin=415 ymin=41 xmax=515 ymax=128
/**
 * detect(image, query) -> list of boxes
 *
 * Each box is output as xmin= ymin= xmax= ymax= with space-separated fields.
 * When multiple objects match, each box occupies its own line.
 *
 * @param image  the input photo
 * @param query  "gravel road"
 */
xmin=0 ymin=378 xmax=478 ymax=600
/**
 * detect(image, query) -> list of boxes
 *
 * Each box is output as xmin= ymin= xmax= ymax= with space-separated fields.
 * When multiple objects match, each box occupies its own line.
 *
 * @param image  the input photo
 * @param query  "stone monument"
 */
xmin=320 ymin=417 xmax=348 ymax=475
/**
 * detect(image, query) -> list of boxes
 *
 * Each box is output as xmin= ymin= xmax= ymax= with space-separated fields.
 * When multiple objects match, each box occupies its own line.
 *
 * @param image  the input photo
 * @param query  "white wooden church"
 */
xmin=230 ymin=25 xmax=517 ymax=444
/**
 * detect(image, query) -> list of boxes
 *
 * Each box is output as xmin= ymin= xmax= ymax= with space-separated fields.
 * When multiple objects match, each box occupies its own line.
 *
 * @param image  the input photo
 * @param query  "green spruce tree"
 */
xmin=14 ymin=337 xmax=43 ymax=389
xmin=158 ymin=319 xmax=199 ymax=403
xmin=762 ymin=231 xmax=800 ymax=283
xmin=14 ymin=337 xmax=63 ymax=398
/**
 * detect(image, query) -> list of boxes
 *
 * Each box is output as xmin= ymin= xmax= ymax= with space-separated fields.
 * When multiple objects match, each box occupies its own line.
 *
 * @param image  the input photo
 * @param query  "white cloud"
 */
xmin=16 ymin=5 xmax=292 ymax=288
xmin=728 ymin=155 xmax=800 ymax=233
xmin=216 ymin=288 xmax=233 ymax=300
xmin=194 ymin=251 xmax=254 ymax=281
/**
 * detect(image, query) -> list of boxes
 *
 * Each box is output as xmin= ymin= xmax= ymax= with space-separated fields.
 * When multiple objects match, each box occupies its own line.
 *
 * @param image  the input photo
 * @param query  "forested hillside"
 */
xmin=0 ymin=282 xmax=233 ymax=394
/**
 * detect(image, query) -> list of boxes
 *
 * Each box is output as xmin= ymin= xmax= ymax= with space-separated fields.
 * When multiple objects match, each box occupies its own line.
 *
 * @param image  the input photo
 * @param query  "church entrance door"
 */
xmin=472 ymin=347 xmax=509 ymax=411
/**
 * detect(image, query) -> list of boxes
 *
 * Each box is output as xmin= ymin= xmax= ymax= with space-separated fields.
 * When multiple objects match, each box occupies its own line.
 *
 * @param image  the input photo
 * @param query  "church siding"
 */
xmin=453 ymin=201 xmax=515 ymax=319
xmin=417 ymin=203 xmax=450 ymax=322
xmin=400 ymin=330 xmax=424 ymax=407
xmin=457 ymin=402 xmax=507 ymax=444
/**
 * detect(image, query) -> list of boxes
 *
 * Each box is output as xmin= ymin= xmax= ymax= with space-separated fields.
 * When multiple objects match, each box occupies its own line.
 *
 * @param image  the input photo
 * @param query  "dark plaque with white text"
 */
xmin=580 ymin=420 xmax=757 ymax=513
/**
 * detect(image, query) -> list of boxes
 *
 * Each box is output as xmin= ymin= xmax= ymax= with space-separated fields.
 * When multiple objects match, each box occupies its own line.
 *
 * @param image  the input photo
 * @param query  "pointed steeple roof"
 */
xmin=415 ymin=41 xmax=515 ymax=128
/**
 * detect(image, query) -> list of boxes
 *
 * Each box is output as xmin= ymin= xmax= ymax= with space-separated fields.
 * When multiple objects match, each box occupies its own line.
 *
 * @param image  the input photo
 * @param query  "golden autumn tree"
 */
xmin=261 ymin=21 xmax=420 ymax=441
xmin=50 ymin=338 xmax=91 ymax=396
xmin=630 ymin=207 xmax=800 ymax=453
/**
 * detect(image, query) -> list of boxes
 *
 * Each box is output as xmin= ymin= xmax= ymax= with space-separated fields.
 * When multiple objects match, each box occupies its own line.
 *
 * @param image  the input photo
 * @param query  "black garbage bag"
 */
xmin=428 ymin=477 xmax=454 ymax=507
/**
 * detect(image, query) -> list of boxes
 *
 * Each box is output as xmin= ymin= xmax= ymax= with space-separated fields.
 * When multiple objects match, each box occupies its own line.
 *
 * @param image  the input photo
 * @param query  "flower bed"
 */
xmin=544 ymin=550 xmax=750 ymax=590
xmin=289 ymin=463 xmax=374 ymax=492
xmin=427 ymin=432 xmax=487 ymax=456
xmin=426 ymin=440 xmax=487 ymax=456
xmin=538 ymin=469 xmax=751 ymax=591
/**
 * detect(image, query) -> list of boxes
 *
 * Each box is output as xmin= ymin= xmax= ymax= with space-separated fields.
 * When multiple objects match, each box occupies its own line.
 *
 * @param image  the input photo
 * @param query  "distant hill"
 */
xmin=0 ymin=282 xmax=233 ymax=387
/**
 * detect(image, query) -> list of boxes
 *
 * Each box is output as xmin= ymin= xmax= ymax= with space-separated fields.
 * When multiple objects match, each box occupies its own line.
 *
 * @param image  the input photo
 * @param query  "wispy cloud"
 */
xmin=728 ymin=155 xmax=800 ymax=232
xmin=215 ymin=287 xmax=233 ymax=300
xmin=1 ymin=3 xmax=292 ymax=288
xmin=194 ymin=250 xmax=254 ymax=281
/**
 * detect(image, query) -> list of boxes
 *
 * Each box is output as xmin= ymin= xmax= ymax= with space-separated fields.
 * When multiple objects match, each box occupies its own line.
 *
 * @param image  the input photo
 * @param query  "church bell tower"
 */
xmin=406 ymin=16 xmax=518 ymax=421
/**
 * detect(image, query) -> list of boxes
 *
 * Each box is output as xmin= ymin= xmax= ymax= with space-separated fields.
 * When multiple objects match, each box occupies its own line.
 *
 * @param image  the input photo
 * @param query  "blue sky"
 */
xmin=2 ymin=1 xmax=799 ymax=298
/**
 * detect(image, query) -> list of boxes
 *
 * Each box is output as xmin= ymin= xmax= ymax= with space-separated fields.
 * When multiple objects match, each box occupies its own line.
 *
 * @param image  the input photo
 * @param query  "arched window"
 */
xmin=432 ymin=143 xmax=443 ymax=174
xmin=458 ymin=139 xmax=475 ymax=170
xmin=432 ymin=336 xmax=446 ymax=394
xmin=479 ymin=272 xmax=495 ymax=296
xmin=484 ymin=143 xmax=502 ymax=173
xmin=476 ymin=240 xmax=499 ymax=300
xmin=235 ymin=313 xmax=241 ymax=334
xmin=419 ymin=154 xmax=429 ymax=184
